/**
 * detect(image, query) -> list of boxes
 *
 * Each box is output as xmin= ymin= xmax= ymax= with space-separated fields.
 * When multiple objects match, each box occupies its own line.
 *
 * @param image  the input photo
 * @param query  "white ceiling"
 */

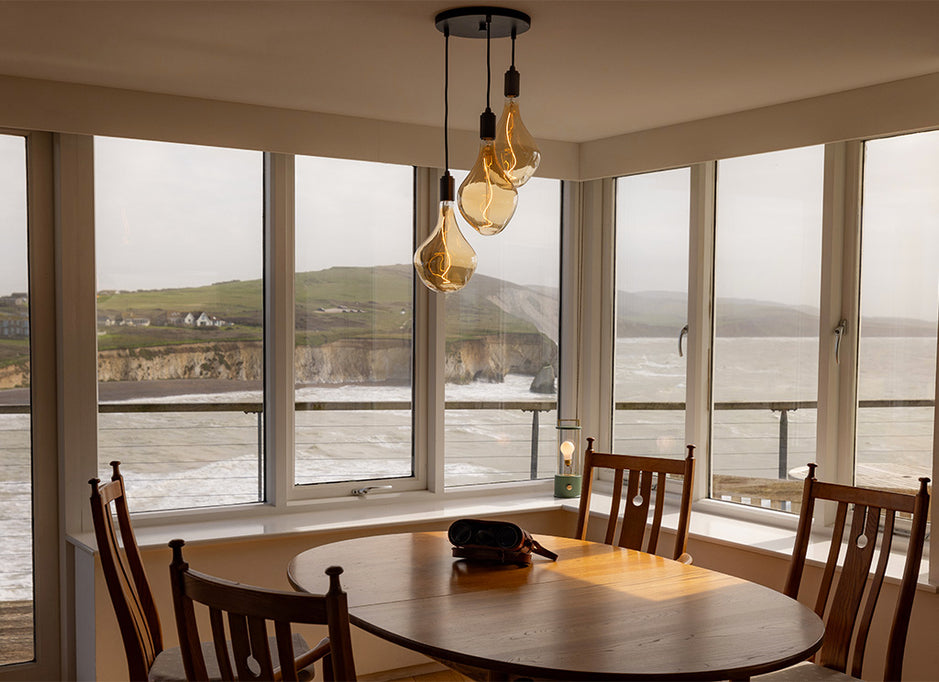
xmin=1 ymin=1 xmax=938 ymax=143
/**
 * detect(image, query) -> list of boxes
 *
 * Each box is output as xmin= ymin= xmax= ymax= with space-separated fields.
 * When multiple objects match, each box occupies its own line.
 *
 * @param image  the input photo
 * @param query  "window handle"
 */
xmin=678 ymin=324 xmax=689 ymax=358
xmin=351 ymin=485 xmax=393 ymax=497
xmin=834 ymin=319 xmax=848 ymax=364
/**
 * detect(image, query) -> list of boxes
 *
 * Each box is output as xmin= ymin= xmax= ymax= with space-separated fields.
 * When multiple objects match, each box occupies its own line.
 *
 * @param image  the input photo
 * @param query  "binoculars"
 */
xmin=448 ymin=518 xmax=558 ymax=566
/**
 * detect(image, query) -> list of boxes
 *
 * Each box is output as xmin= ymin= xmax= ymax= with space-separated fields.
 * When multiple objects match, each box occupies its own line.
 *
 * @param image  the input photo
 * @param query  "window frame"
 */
xmin=0 ymin=129 xmax=61 ymax=681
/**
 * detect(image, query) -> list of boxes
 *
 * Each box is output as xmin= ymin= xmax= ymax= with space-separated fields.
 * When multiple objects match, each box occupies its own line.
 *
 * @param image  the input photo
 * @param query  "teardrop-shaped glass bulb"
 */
xmin=458 ymin=140 xmax=518 ymax=236
xmin=414 ymin=200 xmax=477 ymax=293
xmin=495 ymin=97 xmax=541 ymax=188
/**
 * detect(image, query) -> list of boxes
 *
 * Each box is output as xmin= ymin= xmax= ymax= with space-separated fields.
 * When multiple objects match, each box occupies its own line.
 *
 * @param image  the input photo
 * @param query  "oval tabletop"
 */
xmin=288 ymin=532 xmax=823 ymax=681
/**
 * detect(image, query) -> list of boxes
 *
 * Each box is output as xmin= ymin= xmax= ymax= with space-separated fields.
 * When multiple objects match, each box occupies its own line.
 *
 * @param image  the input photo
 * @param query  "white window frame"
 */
xmin=0 ymin=129 xmax=63 ymax=681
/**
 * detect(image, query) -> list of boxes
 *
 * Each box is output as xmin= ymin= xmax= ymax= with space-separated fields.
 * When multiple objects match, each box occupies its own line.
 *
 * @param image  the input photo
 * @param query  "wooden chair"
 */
xmin=90 ymin=461 xmax=325 ymax=681
xmin=169 ymin=539 xmax=356 ymax=681
xmin=759 ymin=463 xmax=930 ymax=682
xmin=575 ymin=437 xmax=695 ymax=563
xmin=89 ymin=460 xmax=166 ymax=681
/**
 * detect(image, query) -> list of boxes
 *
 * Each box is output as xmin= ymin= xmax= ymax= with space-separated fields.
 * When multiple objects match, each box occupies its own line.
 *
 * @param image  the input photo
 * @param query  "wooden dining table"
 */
xmin=288 ymin=531 xmax=824 ymax=681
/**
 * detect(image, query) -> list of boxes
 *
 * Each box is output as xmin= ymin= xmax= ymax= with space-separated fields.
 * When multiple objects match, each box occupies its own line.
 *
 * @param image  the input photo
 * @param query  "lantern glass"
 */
xmin=555 ymin=418 xmax=582 ymax=498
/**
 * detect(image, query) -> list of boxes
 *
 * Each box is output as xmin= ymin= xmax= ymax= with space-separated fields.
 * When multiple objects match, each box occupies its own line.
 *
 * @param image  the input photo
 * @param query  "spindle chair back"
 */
xmin=575 ymin=438 xmax=695 ymax=563
xmin=784 ymin=463 xmax=929 ymax=681
xmin=169 ymin=539 xmax=356 ymax=681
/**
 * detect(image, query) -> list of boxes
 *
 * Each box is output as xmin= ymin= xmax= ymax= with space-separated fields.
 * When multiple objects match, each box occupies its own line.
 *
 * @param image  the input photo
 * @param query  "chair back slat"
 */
xmin=248 ymin=614 xmax=276 ymax=679
xmin=577 ymin=438 xmax=695 ymax=562
xmin=814 ymin=500 xmax=848 ymax=617
xmin=605 ymin=469 xmax=624 ymax=544
xmin=818 ymin=504 xmax=880 ymax=670
xmin=618 ymin=469 xmax=646 ymax=550
xmin=618 ymin=469 xmax=652 ymax=551
xmin=226 ymin=612 xmax=254 ymax=680
xmin=784 ymin=464 xmax=930 ymax=681
xmin=852 ymin=510 xmax=896 ymax=677
xmin=275 ymin=621 xmax=299 ymax=682
xmin=169 ymin=539 xmax=357 ymax=681
xmin=209 ymin=607 xmax=234 ymax=681
xmin=646 ymin=472 xmax=668 ymax=554
xmin=89 ymin=462 xmax=164 ymax=681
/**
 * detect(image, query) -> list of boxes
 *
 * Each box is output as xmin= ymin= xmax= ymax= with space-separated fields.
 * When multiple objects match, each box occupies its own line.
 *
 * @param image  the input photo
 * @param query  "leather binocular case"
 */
xmin=447 ymin=518 xmax=558 ymax=566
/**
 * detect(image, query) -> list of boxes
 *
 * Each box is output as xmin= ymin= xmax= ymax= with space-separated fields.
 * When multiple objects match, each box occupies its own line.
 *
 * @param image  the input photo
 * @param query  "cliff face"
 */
xmin=445 ymin=333 xmax=558 ymax=384
xmin=84 ymin=334 xmax=557 ymax=387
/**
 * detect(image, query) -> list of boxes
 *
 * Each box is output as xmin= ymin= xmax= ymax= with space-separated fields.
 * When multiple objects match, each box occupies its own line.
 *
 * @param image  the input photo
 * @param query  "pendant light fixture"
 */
xmin=456 ymin=13 xmax=517 ymax=236
xmin=414 ymin=25 xmax=478 ymax=294
xmin=415 ymin=7 xmax=537 ymax=292
xmin=494 ymin=28 xmax=541 ymax=187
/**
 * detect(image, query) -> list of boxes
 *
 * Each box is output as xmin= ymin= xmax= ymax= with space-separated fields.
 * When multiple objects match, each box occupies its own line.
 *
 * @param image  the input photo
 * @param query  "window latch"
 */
xmin=834 ymin=319 xmax=848 ymax=364
xmin=678 ymin=324 xmax=689 ymax=358
xmin=351 ymin=485 xmax=393 ymax=497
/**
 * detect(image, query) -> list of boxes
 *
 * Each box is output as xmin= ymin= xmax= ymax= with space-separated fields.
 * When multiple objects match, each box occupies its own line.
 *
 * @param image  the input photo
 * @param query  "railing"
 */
xmin=1 ymin=397 xmax=932 ymax=495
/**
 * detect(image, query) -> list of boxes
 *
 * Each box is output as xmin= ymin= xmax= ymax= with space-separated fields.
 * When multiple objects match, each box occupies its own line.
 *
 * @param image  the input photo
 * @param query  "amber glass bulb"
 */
xmin=458 ymin=139 xmax=518 ymax=236
xmin=414 ymin=199 xmax=477 ymax=293
xmin=495 ymin=97 xmax=541 ymax=187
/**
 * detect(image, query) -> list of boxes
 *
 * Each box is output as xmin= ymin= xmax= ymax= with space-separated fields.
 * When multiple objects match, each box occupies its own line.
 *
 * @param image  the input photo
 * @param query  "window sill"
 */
xmin=68 ymin=480 xmax=562 ymax=554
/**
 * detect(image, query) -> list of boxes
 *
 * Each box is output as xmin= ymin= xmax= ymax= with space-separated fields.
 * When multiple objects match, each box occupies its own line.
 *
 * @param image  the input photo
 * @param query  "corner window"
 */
xmin=444 ymin=175 xmax=561 ymax=486
xmin=293 ymin=156 xmax=414 ymax=488
xmin=0 ymin=133 xmax=32 ymax=667
xmin=711 ymin=146 xmax=824 ymax=510
xmin=614 ymin=168 xmax=690 ymax=459
xmin=857 ymin=131 xmax=939 ymax=492
xmin=94 ymin=137 xmax=264 ymax=511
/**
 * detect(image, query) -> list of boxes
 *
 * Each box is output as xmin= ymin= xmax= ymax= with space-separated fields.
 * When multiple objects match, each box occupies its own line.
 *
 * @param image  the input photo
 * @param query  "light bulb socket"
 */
xmin=440 ymin=172 xmax=455 ymax=202
xmin=479 ymin=108 xmax=496 ymax=140
xmin=504 ymin=66 xmax=520 ymax=98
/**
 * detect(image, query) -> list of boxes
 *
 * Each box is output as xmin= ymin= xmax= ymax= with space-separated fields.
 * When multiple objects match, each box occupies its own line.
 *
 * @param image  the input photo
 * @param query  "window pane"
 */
xmin=857 ymin=132 xmax=939 ymax=492
xmin=445 ymin=175 xmax=560 ymax=486
xmin=95 ymin=137 xmax=264 ymax=511
xmin=712 ymin=146 xmax=824 ymax=511
xmin=294 ymin=157 xmax=413 ymax=486
xmin=0 ymin=134 xmax=32 ymax=666
xmin=614 ymin=169 xmax=690 ymax=458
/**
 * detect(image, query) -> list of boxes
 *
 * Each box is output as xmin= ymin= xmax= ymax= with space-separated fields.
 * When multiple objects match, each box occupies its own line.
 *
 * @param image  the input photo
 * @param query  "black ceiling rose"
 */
xmin=434 ymin=6 xmax=531 ymax=39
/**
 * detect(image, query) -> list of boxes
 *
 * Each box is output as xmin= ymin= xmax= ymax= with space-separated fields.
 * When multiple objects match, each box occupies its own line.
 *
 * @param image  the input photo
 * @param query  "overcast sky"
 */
xmin=2 ymin=133 xmax=939 ymax=320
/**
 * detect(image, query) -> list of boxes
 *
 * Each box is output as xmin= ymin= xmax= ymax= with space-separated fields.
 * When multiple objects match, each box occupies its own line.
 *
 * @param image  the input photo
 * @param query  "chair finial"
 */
xmin=806 ymin=462 xmax=818 ymax=480
xmin=326 ymin=565 xmax=344 ymax=594
xmin=169 ymin=538 xmax=186 ymax=566
xmin=110 ymin=460 xmax=122 ymax=482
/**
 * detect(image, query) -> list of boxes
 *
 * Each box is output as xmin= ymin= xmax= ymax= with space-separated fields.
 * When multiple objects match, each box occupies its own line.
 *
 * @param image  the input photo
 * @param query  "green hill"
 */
xmin=93 ymin=265 xmax=551 ymax=351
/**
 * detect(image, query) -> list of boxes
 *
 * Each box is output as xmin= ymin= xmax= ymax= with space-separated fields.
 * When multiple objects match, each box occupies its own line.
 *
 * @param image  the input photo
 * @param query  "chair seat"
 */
xmin=755 ymin=661 xmax=859 ymax=681
xmin=149 ymin=632 xmax=311 ymax=681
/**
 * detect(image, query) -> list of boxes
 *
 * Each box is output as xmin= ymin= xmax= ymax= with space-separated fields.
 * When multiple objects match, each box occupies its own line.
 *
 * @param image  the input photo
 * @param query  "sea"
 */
xmin=0 ymin=336 xmax=935 ymax=601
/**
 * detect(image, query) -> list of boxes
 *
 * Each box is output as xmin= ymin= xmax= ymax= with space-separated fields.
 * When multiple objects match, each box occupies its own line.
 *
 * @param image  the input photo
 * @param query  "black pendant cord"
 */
xmin=444 ymin=26 xmax=450 ymax=174
xmin=486 ymin=16 xmax=492 ymax=111
xmin=511 ymin=28 xmax=516 ymax=68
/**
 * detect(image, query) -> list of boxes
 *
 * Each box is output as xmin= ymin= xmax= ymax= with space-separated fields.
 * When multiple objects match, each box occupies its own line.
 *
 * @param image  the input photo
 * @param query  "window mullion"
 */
xmin=414 ymin=167 xmax=444 ymax=494
xmin=574 ymin=178 xmax=614 ymax=448
xmin=264 ymin=152 xmax=295 ymax=506
xmin=54 ymin=133 xmax=98 ymax=533
xmin=817 ymin=141 xmax=862 ymax=497
xmin=687 ymin=161 xmax=716 ymax=500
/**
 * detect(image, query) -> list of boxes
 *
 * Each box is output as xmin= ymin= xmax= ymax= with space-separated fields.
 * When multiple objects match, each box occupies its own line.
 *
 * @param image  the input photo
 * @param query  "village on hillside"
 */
xmin=0 ymin=292 xmax=28 ymax=339
xmin=98 ymin=311 xmax=233 ymax=328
